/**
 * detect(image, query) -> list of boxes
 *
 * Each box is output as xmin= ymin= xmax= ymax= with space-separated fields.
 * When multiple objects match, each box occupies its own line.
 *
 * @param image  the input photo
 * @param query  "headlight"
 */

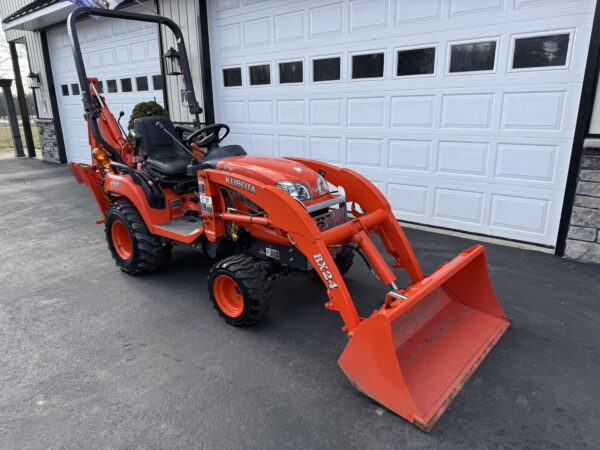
xmin=316 ymin=174 xmax=329 ymax=197
xmin=276 ymin=181 xmax=311 ymax=201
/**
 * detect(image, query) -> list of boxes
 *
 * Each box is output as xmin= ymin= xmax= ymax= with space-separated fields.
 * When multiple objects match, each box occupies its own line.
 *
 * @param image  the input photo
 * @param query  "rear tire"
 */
xmin=105 ymin=199 xmax=171 ymax=275
xmin=208 ymin=254 xmax=271 ymax=326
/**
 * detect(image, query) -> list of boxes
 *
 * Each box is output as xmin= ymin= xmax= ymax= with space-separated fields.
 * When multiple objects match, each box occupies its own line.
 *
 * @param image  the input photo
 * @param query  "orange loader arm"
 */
xmin=200 ymin=161 xmax=509 ymax=431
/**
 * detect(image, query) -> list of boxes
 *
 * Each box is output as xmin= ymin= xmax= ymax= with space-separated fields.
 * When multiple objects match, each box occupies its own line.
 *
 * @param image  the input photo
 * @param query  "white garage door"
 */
xmin=208 ymin=0 xmax=595 ymax=247
xmin=48 ymin=3 xmax=164 ymax=165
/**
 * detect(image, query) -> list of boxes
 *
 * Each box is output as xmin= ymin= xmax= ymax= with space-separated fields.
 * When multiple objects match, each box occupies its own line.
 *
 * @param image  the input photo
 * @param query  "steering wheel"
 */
xmin=186 ymin=123 xmax=230 ymax=149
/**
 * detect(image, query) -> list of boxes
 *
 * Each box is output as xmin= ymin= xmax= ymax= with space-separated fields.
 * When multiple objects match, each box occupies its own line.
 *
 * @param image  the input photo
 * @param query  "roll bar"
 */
xmin=67 ymin=7 xmax=203 ymax=161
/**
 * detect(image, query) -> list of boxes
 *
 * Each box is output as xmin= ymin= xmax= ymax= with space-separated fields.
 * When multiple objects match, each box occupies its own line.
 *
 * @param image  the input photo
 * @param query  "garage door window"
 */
xmin=249 ymin=64 xmax=271 ymax=86
xmin=351 ymin=52 xmax=385 ymax=79
xmin=107 ymin=79 xmax=118 ymax=93
xmin=135 ymin=76 xmax=149 ymax=91
xmin=511 ymin=33 xmax=571 ymax=70
xmin=61 ymin=84 xmax=69 ymax=96
xmin=152 ymin=75 xmax=164 ymax=91
xmin=121 ymin=78 xmax=133 ymax=92
xmin=279 ymin=61 xmax=303 ymax=84
xmin=223 ymin=67 xmax=242 ymax=87
xmin=396 ymin=46 xmax=436 ymax=77
xmin=71 ymin=83 xmax=80 ymax=95
xmin=312 ymin=56 xmax=341 ymax=82
xmin=449 ymin=40 xmax=497 ymax=73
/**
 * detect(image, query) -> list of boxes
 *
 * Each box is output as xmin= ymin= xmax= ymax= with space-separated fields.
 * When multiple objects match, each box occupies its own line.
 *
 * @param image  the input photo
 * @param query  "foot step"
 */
xmin=156 ymin=216 xmax=203 ymax=235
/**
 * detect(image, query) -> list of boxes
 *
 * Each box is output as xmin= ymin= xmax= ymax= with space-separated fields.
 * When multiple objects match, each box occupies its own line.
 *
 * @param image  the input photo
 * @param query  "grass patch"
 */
xmin=0 ymin=122 xmax=41 ymax=149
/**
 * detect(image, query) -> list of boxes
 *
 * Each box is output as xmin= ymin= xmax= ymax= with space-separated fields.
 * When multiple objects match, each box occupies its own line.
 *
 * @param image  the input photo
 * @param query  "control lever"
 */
xmin=155 ymin=121 xmax=202 ymax=164
xmin=116 ymin=111 xmax=127 ymax=137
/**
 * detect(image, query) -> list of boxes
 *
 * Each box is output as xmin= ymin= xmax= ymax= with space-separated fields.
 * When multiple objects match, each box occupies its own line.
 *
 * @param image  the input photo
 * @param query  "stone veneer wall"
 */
xmin=34 ymin=118 xmax=60 ymax=163
xmin=564 ymin=139 xmax=600 ymax=263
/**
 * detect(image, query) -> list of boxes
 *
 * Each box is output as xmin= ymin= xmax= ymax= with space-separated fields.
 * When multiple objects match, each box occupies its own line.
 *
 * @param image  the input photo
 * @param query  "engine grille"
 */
xmin=312 ymin=204 xmax=347 ymax=231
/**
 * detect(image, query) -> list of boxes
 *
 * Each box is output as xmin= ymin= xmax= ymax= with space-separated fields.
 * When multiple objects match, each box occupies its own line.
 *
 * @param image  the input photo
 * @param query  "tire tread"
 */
xmin=208 ymin=254 xmax=271 ymax=326
xmin=105 ymin=199 xmax=171 ymax=275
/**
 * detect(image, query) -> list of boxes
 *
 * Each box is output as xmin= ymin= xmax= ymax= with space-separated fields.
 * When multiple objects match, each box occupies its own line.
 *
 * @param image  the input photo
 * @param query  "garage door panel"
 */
xmin=217 ymin=23 xmax=242 ymax=51
xmin=494 ymin=143 xmax=558 ymax=183
xmin=347 ymin=97 xmax=386 ymax=127
xmin=209 ymin=0 xmax=595 ymax=246
xmin=277 ymin=100 xmax=306 ymax=126
xmin=279 ymin=135 xmax=307 ymax=157
xmin=395 ymin=0 xmax=441 ymax=24
xmin=274 ymin=10 xmax=304 ymax=44
xmin=440 ymin=94 xmax=495 ymax=129
xmin=249 ymin=134 xmax=275 ymax=156
xmin=500 ymin=91 xmax=566 ymax=130
xmin=433 ymin=188 xmax=485 ymax=225
xmin=309 ymin=3 xmax=344 ymax=39
xmin=244 ymin=17 xmax=271 ymax=47
xmin=222 ymin=100 xmax=247 ymax=124
xmin=388 ymin=139 xmax=432 ymax=171
xmin=220 ymin=88 xmax=579 ymax=136
xmin=436 ymin=141 xmax=489 ymax=177
xmin=248 ymin=100 xmax=274 ymax=125
xmin=387 ymin=183 xmax=429 ymax=217
xmin=349 ymin=0 xmax=389 ymax=34
xmin=346 ymin=138 xmax=383 ymax=168
xmin=310 ymin=99 xmax=344 ymax=127
xmin=227 ymin=132 xmax=249 ymax=148
xmin=490 ymin=194 xmax=550 ymax=235
xmin=390 ymin=95 xmax=435 ymax=128
xmin=310 ymin=136 xmax=343 ymax=163
xmin=129 ymin=42 xmax=147 ymax=63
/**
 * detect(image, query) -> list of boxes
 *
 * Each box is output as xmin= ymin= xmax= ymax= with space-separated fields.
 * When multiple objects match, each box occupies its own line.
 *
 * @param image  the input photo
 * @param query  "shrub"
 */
xmin=127 ymin=101 xmax=168 ymax=130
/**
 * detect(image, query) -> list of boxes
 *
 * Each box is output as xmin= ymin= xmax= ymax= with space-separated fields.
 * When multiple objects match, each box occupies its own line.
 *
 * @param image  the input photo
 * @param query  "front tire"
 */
xmin=208 ymin=254 xmax=271 ymax=326
xmin=334 ymin=246 xmax=354 ymax=276
xmin=311 ymin=246 xmax=354 ymax=281
xmin=105 ymin=200 xmax=171 ymax=275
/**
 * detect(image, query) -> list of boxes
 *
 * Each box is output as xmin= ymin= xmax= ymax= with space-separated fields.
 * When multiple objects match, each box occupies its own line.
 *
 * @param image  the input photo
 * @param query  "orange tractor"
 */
xmin=68 ymin=7 xmax=509 ymax=431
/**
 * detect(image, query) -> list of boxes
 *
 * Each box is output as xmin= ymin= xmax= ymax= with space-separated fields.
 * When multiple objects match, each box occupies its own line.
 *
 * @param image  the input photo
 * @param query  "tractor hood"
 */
xmin=216 ymin=156 xmax=323 ymax=196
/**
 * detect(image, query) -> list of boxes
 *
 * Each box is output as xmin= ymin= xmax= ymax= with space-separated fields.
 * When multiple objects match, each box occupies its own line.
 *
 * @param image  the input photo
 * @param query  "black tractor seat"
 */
xmin=134 ymin=116 xmax=195 ymax=177
xmin=134 ymin=116 xmax=247 ymax=178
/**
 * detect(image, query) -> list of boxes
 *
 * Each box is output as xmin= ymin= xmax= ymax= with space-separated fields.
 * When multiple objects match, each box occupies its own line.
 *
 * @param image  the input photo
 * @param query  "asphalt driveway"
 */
xmin=1 ymin=158 xmax=598 ymax=449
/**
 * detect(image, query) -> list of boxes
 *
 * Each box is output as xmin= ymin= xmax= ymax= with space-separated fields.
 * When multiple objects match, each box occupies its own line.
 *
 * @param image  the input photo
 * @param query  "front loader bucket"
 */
xmin=339 ymin=245 xmax=509 ymax=431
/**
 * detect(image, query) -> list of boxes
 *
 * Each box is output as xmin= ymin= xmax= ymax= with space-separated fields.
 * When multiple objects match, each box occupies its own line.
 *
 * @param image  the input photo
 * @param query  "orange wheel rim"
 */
xmin=213 ymin=274 xmax=244 ymax=318
xmin=111 ymin=220 xmax=132 ymax=260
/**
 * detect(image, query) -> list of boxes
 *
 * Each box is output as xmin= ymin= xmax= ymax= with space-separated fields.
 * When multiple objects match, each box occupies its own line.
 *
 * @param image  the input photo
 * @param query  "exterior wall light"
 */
xmin=162 ymin=47 xmax=182 ymax=76
xmin=27 ymin=72 xmax=41 ymax=90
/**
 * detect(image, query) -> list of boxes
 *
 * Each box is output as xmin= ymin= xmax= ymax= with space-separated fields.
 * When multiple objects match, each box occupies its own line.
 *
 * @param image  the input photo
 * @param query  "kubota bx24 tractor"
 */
xmin=68 ymin=7 xmax=509 ymax=431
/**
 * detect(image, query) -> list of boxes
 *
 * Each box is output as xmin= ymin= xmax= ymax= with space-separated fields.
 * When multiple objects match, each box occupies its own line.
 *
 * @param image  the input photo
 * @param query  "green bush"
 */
xmin=127 ymin=101 xmax=168 ymax=130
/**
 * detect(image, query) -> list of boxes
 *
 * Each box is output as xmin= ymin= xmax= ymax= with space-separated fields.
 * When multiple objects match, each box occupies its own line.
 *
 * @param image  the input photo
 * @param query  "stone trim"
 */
xmin=564 ymin=144 xmax=600 ymax=263
xmin=34 ymin=118 xmax=60 ymax=163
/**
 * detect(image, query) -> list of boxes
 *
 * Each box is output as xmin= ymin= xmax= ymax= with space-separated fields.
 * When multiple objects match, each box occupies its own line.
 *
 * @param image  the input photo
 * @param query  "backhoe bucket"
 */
xmin=339 ymin=245 xmax=509 ymax=431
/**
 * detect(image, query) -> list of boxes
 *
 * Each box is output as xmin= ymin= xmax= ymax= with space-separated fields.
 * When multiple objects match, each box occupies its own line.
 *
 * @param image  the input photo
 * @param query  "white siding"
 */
xmin=0 ymin=0 xmax=30 ymax=42
xmin=156 ymin=0 xmax=205 ymax=124
xmin=0 ymin=0 xmax=52 ymax=119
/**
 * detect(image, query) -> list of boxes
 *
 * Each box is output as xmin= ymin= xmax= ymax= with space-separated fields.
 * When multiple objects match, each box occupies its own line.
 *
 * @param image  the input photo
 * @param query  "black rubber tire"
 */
xmin=310 ymin=246 xmax=354 ymax=282
xmin=105 ymin=199 xmax=172 ymax=275
xmin=334 ymin=246 xmax=355 ymax=276
xmin=208 ymin=254 xmax=271 ymax=326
